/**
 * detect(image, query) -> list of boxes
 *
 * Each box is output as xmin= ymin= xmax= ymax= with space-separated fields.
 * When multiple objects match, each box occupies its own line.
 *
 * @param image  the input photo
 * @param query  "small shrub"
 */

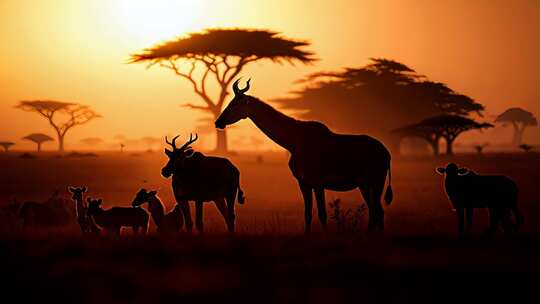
xmin=329 ymin=199 xmax=367 ymax=233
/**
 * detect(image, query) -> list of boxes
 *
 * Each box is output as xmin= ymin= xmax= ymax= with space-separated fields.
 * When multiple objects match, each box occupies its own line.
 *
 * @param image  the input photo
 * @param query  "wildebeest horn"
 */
xmin=165 ymin=135 xmax=180 ymax=150
xmin=179 ymin=133 xmax=198 ymax=151
xmin=233 ymin=78 xmax=251 ymax=95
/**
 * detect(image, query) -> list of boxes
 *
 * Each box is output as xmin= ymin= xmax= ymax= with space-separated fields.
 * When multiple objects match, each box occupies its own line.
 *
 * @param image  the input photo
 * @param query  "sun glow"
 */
xmin=112 ymin=0 xmax=205 ymax=46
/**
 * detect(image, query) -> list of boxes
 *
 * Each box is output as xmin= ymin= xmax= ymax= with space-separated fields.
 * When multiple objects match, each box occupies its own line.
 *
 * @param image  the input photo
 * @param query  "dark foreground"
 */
xmin=2 ymin=233 xmax=539 ymax=304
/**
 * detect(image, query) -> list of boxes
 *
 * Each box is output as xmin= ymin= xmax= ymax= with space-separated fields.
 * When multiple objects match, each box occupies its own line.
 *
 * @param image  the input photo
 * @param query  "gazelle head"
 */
xmin=215 ymin=78 xmax=252 ymax=129
xmin=86 ymin=197 xmax=103 ymax=216
xmin=68 ymin=186 xmax=87 ymax=202
xmin=161 ymin=133 xmax=198 ymax=178
xmin=131 ymin=188 xmax=158 ymax=207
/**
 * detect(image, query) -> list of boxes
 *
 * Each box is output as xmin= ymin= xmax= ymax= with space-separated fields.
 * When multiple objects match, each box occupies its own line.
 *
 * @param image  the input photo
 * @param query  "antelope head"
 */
xmin=86 ymin=197 xmax=103 ymax=217
xmin=161 ymin=133 xmax=198 ymax=178
xmin=68 ymin=186 xmax=87 ymax=202
xmin=215 ymin=78 xmax=252 ymax=129
xmin=131 ymin=188 xmax=158 ymax=207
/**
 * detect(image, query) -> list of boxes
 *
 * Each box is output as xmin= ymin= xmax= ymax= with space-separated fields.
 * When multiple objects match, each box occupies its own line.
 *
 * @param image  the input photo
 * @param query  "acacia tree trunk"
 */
xmin=517 ymin=125 xmax=526 ymax=146
xmin=37 ymin=142 xmax=41 ymax=152
xmin=445 ymin=137 xmax=454 ymax=155
xmin=429 ymin=136 xmax=441 ymax=156
xmin=57 ymin=134 xmax=65 ymax=152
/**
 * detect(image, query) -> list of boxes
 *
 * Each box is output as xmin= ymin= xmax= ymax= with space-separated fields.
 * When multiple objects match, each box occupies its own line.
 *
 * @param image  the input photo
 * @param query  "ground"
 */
xmin=1 ymin=151 xmax=539 ymax=303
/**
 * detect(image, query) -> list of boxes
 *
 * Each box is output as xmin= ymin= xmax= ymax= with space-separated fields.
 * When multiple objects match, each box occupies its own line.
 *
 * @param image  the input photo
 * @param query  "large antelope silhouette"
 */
xmin=215 ymin=79 xmax=393 ymax=232
xmin=162 ymin=134 xmax=245 ymax=233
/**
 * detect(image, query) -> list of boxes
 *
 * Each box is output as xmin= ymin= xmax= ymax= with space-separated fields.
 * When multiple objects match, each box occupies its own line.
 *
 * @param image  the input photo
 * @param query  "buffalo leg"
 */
xmin=195 ymin=201 xmax=204 ymax=233
xmin=501 ymin=208 xmax=514 ymax=235
xmin=314 ymin=187 xmax=327 ymax=232
xmin=456 ymin=208 xmax=465 ymax=238
xmin=179 ymin=200 xmax=193 ymax=233
xmin=465 ymin=207 xmax=474 ymax=236
xmin=370 ymin=178 xmax=386 ymax=232
xmin=214 ymin=198 xmax=232 ymax=232
xmin=299 ymin=182 xmax=313 ymax=233
xmin=225 ymin=191 xmax=237 ymax=233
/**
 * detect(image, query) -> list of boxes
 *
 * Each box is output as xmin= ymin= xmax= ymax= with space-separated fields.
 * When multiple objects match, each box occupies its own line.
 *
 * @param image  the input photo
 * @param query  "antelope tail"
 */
xmin=237 ymin=187 xmax=246 ymax=204
xmin=384 ymin=162 xmax=393 ymax=205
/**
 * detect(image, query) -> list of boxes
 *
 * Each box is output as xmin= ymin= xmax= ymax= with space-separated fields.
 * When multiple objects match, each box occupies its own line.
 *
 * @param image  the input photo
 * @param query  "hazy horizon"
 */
xmin=1 ymin=0 xmax=539 ymax=151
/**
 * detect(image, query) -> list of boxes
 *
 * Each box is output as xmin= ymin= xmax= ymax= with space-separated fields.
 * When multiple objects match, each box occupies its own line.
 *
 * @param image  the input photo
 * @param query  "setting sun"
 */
xmin=111 ymin=0 xmax=205 ymax=46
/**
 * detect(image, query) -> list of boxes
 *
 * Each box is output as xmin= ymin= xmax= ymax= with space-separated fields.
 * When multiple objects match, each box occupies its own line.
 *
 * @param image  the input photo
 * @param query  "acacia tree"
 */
xmin=273 ymin=58 xmax=484 ymax=142
xmin=16 ymin=101 xmax=101 ymax=152
xmin=392 ymin=123 xmax=442 ymax=155
xmin=22 ymin=133 xmax=54 ymax=152
xmin=0 ymin=142 xmax=15 ymax=152
xmin=495 ymin=107 xmax=537 ymax=146
xmin=129 ymin=28 xmax=316 ymax=153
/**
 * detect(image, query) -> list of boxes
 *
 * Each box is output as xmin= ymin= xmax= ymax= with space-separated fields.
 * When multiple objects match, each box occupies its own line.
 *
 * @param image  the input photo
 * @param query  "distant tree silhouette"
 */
xmin=16 ymin=101 xmax=101 ymax=152
xmin=474 ymin=143 xmax=489 ymax=154
xmin=114 ymin=135 xmax=126 ymax=152
xmin=80 ymin=137 xmax=104 ymax=148
xmin=129 ymin=28 xmax=316 ymax=153
xmin=273 ymin=58 xmax=484 ymax=145
xmin=141 ymin=136 xmax=160 ymax=151
xmin=0 ymin=141 xmax=15 ymax=152
xmin=495 ymin=108 xmax=537 ymax=146
xmin=396 ymin=115 xmax=493 ymax=155
xmin=22 ymin=133 xmax=54 ymax=152
xmin=519 ymin=144 xmax=533 ymax=153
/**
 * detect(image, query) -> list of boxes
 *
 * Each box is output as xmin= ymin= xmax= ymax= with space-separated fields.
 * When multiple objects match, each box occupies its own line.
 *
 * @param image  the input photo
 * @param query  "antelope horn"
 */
xmin=179 ymin=133 xmax=198 ymax=151
xmin=165 ymin=135 xmax=180 ymax=150
xmin=233 ymin=78 xmax=242 ymax=95
xmin=240 ymin=78 xmax=251 ymax=94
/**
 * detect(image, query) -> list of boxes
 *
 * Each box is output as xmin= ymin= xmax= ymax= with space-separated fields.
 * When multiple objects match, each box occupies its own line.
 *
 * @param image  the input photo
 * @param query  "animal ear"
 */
xmin=68 ymin=186 xmax=75 ymax=193
xmin=165 ymin=148 xmax=173 ymax=157
xmin=436 ymin=167 xmax=446 ymax=175
xmin=149 ymin=190 xmax=157 ymax=196
xmin=97 ymin=199 xmax=103 ymax=205
xmin=458 ymin=167 xmax=469 ymax=175
xmin=82 ymin=187 xmax=87 ymax=192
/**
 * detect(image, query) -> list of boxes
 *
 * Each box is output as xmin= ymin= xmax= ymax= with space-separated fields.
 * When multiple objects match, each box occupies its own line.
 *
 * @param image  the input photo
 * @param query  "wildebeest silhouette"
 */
xmin=436 ymin=163 xmax=524 ymax=237
xmin=18 ymin=190 xmax=74 ymax=228
xmin=68 ymin=186 xmax=101 ymax=234
xmin=215 ymin=79 xmax=392 ymax=232
xmin=86 ymin=197 xmax=149 ymax=236
xmin=161 ymin=134 xmax=245 ymax=233
xmin=131 ymin=188 xmax=183 ymax=234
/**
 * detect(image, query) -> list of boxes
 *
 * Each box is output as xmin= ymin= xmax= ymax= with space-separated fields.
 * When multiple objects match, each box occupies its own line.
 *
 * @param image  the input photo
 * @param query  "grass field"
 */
xmin=1 ymin=151 xmax=539 ymax=303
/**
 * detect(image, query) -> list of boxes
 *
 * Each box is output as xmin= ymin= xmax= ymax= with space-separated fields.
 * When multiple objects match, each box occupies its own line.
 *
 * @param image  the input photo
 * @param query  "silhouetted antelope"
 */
xmin=68 ymin=186 xmax=100 ymax=234
xmin=86 ymin=197 xmax=149 ymax=236
xmin=131 ymin=188 xmax=183 ymax=234
xmin=18 ymin=190 xmax=73 ymax=228
xmin=437 ymin=163 xmax=524 ymax=238
xmin=215 ymin=79 xmax=392 ymax=232
xmin=161 ymin=134 xmax=245 ymax=233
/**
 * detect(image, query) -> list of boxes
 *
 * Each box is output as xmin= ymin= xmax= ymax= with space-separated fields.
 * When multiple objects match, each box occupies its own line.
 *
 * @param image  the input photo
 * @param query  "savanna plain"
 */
xmin=1 ymin=151 xmax=539 ymax=303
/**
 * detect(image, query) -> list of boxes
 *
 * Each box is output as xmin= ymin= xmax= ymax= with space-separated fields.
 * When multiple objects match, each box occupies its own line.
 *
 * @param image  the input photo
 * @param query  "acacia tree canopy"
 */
xmin=274 ymin=58 xmax=484 ymax=141
xmin=129 ymin=28 xmax=316 ymax=153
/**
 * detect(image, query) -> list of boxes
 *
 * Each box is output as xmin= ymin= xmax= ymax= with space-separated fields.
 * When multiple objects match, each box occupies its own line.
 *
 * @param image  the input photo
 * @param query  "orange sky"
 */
xmin=0 ymin=0 xmax=539 ymax=151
